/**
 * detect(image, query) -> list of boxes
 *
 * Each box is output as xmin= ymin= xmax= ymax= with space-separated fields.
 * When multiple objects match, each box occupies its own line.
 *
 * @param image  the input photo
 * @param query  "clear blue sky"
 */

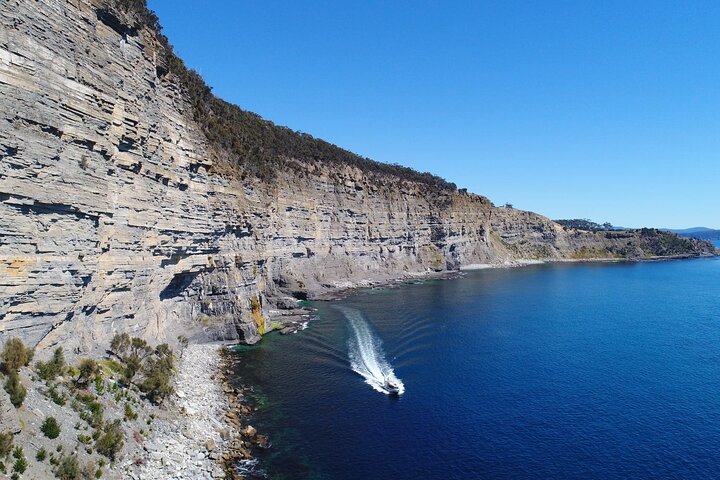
xmin=148 ymin=0 xmax=719 ymax=229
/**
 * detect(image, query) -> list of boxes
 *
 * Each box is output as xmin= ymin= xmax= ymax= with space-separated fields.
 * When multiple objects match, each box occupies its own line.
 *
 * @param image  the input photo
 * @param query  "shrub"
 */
xmin=139 ymin=345 xmax=174 ymax=404
xmin=76 ymin=394 xmax=104 ymax=429
xmin=49 ymin=385 xmax=67 ymax=406
xmin=0 ymin=432 xmax=13 ymax=458
xmin=42 ymin=416 xmax=61 ymax=439
xmin=123 ymin=403 xmax=137 ymax=421
xmin=81 ymin=460 xmax=97 ymax=480
xmin=104 ymin=0 xmax=458 ymax=191
xmin=36 ymin=447 xmax=48 ymax=461
xmin=110 ymin=334 xmax=152 ymax=384
xmin=95 ymin=420 xmax=123 ymax=461
xmin=126 ymin=338 xmax=151 ymax=381
xmin=12 ymin=446 xmax=26 ymax=474
xmin=4 ymin=372 xmax=26 ymax=407
xmin=76 ymin=359 xmax=99 ymax=388
xmin=94 ymin=375 xmax=105 ymax=395
xmin=55 ymin=454 xmax=80 ymax=480
xmin=37 ymin=347 xmax=66 ymax=381
xmin=12 ymin=455 xmax=26 ymax=474
xmin=1 ymin=338 xmax=33 ymax=374
xmin=109 ymin=333 xmax=130 ymax=357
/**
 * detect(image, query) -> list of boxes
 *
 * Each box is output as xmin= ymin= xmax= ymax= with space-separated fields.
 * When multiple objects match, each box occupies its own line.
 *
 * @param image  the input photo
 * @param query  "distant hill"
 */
xmin=667 ymin=227 xmax=720 ymax=241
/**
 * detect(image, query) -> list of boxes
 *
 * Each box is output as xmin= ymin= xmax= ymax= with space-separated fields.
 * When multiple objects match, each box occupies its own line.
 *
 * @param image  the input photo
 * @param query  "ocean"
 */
xmin=232 ymin=255 xmax=720 ymax=479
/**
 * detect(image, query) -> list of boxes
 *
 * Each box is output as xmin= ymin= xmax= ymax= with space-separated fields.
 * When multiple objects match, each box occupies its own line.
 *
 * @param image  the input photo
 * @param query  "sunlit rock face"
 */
xmin=0 ymin=0 xmax=714 ymax=352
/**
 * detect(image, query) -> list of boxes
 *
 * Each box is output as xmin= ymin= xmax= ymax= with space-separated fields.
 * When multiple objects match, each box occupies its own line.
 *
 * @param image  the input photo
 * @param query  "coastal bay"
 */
xmin=232 ymin=257 xmax=720 ymax=479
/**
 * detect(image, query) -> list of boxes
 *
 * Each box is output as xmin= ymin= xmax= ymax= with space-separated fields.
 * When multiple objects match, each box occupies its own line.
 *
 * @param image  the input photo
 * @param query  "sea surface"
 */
xmin=232 ymin=255 xmax=720 ymax=479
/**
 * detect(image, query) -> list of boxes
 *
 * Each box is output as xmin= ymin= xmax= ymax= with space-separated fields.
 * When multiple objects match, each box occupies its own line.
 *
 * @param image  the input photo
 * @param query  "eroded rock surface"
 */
xmin=0 ymin=0 xmax=715 ymax=352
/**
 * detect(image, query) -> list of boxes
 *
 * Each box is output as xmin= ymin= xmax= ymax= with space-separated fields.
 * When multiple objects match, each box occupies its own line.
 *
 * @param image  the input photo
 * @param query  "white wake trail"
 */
xmin=338 ymin=306 xmax=405 ymax=395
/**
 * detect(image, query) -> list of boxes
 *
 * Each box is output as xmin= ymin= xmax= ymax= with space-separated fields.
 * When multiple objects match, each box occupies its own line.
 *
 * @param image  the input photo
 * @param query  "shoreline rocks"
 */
xmin=121 ymin=341 xmax=271 ymax=480
xmin=124 ymin=344 xmax=243 ymax=479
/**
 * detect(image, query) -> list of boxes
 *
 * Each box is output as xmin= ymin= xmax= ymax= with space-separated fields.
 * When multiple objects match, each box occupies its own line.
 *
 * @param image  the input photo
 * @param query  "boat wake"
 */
xmin=337 ymin=306 xmax=405 ymax=395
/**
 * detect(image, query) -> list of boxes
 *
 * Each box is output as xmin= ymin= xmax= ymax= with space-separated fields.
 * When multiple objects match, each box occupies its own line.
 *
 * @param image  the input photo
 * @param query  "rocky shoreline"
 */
xmin=123 ymin=253 xmax=720 ymax=479
xmin=121 ymin=344 xmax=267 ymax=480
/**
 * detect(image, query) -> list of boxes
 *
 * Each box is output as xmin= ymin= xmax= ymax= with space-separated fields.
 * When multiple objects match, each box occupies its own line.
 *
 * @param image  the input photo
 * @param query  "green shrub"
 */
xmin=49 ymin=386 xmax=67 ymax=406
xmin=76 ymin=359 xmax=99 ymax=388
xmin=95 ymin=420 xmax=123 ymax=461
xmin=1 ymin=338 xmax=33 ymax=374
xmin=123 ymin=403 xmax=137 ymax=421
xmin=139 ymin=345 xmax=174 ymax=404
xmin=4 ymin=372 xmax=26 ymax=407
xmin=12 ymin=446 xmax=26 ymax=474
xmin=12 ymin=455 xmax=26 ymax=474
xmin=106 ymin=0 xmax=458 ymax=190
xmin=94 ymin=375 xmax=105 ymax=395
xmin=37 ymin=347 xmax=66 ymax=381
xmin=55 ymin=454 xmax=80 ymax=480
xmin=0 ymin=432 xmax=13 ymax=458
xmin=76 ymin=393 xmax=104 ymax=429
xmin=41 ymin=416 xmax=61 ymax=439
xmin=36 ymin=447 xmax=48 ymax=462
xmin=77 ymin=434 xmax=92 ymax=445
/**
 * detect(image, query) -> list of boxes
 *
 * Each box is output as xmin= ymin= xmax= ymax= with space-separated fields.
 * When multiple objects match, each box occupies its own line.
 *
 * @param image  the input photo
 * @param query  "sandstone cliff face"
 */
xmin=0 ymin=0 xmax=714 ymax=352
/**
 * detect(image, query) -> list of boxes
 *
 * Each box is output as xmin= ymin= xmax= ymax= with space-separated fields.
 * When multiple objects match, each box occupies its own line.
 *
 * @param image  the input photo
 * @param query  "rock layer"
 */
xmin=0 ymin=0 xmax=715 ymax=351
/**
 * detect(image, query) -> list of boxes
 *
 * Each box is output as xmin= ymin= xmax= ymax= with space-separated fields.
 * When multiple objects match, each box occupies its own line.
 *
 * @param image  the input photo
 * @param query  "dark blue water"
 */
xmin=232 ymin=257 xmax=720 ymax=479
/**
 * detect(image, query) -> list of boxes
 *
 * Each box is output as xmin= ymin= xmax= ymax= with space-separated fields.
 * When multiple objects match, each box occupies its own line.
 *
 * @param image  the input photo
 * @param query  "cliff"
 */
xmin=0 ymin=0 xmax=715 ymax=352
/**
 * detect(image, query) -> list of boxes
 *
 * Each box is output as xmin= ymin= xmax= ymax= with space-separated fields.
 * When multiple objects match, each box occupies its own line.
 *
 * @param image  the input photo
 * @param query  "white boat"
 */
xmin=384 ymin=377 xmax=401 ymax=395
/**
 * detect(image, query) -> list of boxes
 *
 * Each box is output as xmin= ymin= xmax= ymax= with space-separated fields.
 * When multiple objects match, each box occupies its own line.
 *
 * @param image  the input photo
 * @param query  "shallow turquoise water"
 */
xmin=232 ymin=257 xmax=720 ymax=479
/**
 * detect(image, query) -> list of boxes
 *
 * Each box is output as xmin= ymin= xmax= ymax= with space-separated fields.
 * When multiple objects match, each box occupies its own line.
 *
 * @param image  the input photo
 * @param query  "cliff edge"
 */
xmin=0 ymin=0 xmax=715 ymax=352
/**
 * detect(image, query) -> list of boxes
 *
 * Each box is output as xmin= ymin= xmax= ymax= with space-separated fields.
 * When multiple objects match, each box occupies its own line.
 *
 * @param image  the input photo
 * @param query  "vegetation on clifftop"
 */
xmin=555 ymin=219 xmax=617 ymax=232
xmin=101 ymin=0 xmax=456 ymax=190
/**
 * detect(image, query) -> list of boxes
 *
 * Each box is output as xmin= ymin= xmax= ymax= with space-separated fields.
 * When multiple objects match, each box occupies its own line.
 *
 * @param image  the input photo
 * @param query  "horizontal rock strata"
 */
xmin=0 ymin=0 xmax=715 ymax=352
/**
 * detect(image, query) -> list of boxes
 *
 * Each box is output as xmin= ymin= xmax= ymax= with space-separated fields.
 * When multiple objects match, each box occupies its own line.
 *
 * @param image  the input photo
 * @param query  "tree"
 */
xmin=76 ymin=359 xmax=99 ymax=388
xmin=0 ymin=431 xmax=13 ymax=459
xmin=2 ymin=338 xmax=33 ymax=374
xmin=110 ymin=334 xmax=152 ymax=384
xmin=37 ymin=347 xmax=66 ymax=381
xmin=109 ymin=333 xmax=130 ymax=358
xmin=11 ymin=446 xmax=26 ymax=475
xmin=55 ymin=454 xmax=80 ymax=480
xmin=95 ymin=420 xmax=123 ymax=461
xmin=4 ymin=372 xmax=26 ymax=408
xmin=140 ymin=345 xmax=175 ymax=404
xmin=41 ymin=416 xmax=61 ymax=439
xmin=124 ymin=338 xmax=151 ymax=383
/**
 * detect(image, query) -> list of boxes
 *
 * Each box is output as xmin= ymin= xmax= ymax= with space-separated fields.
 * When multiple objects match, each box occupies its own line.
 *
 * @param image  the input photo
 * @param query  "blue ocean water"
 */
xmin=232 ymin=256 xmax=720 ymax=479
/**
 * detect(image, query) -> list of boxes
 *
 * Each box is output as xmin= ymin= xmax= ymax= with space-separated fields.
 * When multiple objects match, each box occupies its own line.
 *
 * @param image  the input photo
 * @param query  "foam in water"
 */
xmin=235 ymin=458 xmax=266 ymax=478
xmin=338 ymin=306 xmax=405 ymax=395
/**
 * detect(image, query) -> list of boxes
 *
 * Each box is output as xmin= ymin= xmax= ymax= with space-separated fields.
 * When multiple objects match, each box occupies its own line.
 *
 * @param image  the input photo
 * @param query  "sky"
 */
xmin=148 ymin=0 xmax=719 ymax=229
